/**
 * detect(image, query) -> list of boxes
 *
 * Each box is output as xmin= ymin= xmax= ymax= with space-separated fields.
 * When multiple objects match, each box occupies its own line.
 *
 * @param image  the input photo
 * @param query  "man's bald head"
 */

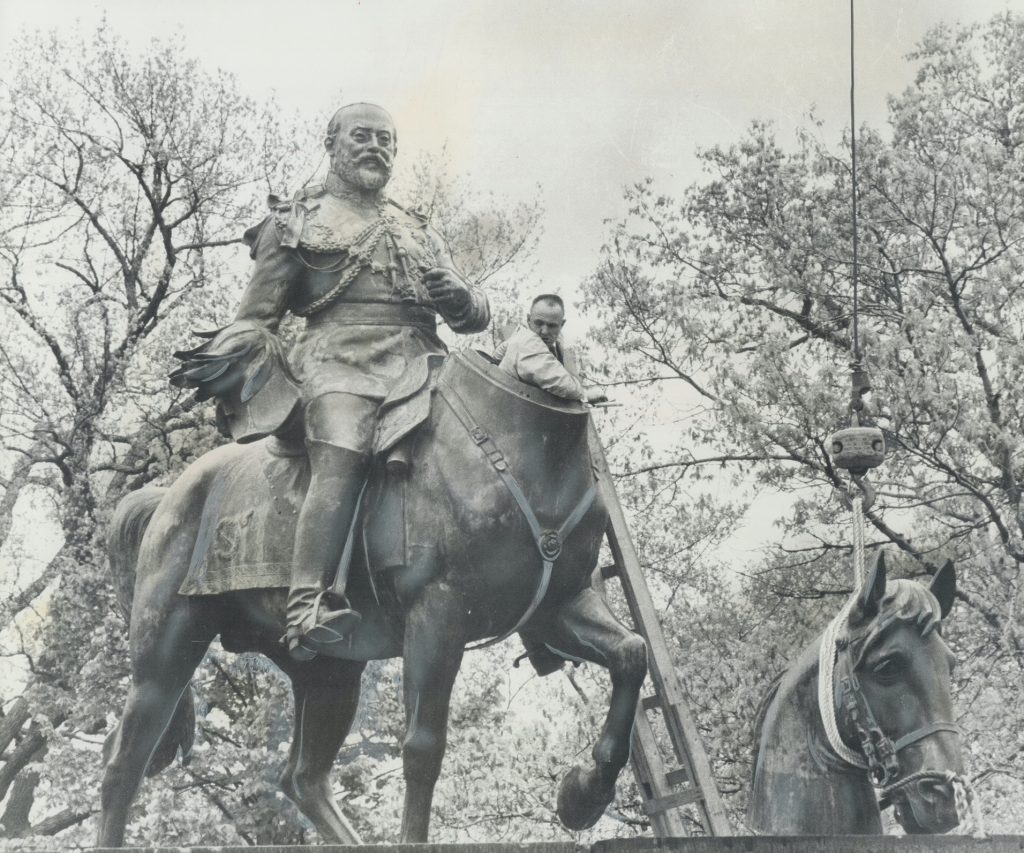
xmin=324 ymin=103 xmax=397 ymax=193
xmin=527 ymin=294 xmax=566 ymax=350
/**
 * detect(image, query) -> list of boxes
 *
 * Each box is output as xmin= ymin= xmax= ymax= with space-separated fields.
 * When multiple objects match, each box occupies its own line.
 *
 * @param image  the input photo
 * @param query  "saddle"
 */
xmin=178 ymin=353 xmax=444 ymax=597
xmin=180 ymin=351 xmax=598 ymax=666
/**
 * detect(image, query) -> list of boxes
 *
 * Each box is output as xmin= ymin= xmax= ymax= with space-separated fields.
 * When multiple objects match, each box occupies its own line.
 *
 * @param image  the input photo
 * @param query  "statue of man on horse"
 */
xmin=171 ymin=102 xmax=490 ymax=660
xmin=101 ymin=104 xmax=647 ymax=847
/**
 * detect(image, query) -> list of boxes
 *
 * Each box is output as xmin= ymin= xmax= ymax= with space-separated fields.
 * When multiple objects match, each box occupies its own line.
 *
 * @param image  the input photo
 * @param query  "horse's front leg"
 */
xmin=528 ymin=585 xmax=648 ymax=830
xmin=400 ymin=581 xmax=468 ymax=843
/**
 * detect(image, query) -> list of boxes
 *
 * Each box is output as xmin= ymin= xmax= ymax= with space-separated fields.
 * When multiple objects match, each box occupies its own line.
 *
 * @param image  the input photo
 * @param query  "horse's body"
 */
xmin=748 ymin=554 xmax=963 ymax=835
xmin=97 ymin=351 xmax=647 ymax=846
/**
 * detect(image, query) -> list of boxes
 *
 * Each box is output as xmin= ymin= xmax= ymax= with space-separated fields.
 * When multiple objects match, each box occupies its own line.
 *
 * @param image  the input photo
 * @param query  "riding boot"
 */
xmin=285 ymin=444 xmax=368 ymax=661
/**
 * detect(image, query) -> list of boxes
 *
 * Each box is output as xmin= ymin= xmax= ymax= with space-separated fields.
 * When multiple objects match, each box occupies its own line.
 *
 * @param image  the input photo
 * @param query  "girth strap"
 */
xmin=437 ymin=380 xmax=597 ymax=651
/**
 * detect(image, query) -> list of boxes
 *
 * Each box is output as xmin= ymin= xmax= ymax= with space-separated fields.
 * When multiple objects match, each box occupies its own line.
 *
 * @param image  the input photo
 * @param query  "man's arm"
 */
xmin=420 ymin=227 xmax=490 ymax=334
xmin=234 ymin=216 xmax=296 ymax=331
xmin=170 ymin=216 xmax=298 ymax=419
xmin=509 ymin=332 xmax=587 ymax=401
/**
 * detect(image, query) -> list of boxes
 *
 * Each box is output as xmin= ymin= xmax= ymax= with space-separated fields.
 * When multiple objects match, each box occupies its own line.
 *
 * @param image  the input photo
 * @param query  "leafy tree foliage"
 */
xmin=583 ymin=12 xmax=1024 ymax=831
xmin=0 ymin=21 xmax=306 ymax=843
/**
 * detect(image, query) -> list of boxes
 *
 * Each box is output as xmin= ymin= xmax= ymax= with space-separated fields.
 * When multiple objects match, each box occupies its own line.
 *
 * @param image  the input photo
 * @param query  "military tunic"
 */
xmin=235 ymin=187 xmax=490 ymax=449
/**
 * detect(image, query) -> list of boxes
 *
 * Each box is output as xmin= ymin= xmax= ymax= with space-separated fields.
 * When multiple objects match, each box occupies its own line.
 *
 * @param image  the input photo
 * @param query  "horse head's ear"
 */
xmin=929 ymin=560 xmax=956 ymax=619
xmin=856 ymin=549 xmax=887 ymax=619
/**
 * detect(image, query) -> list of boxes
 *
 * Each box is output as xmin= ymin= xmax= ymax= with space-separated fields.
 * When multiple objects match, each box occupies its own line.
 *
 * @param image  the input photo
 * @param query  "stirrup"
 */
xmin=282 ymin=625 xmax=318 ymax=663
xmin=304 ymin=601 xmax=362 ymax=648
xmin=302 ymin=591 xmax=362 ymax=648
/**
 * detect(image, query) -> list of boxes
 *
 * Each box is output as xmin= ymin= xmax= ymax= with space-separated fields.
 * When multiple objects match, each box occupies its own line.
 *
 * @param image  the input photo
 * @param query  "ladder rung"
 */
xmin=642 ymin=787 xmax=702 ymax=815
xmin=600 ymin=562 xmax=618 ymax=579
xmin=665 ymin=768 xmax=690 ymax=787
xmin=641 ymin=694 xmax=661 ymax=712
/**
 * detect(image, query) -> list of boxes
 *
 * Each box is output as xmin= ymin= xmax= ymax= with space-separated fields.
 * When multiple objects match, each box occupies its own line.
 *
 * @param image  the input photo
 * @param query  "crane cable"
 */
xmin=821 ymin=5 xmax=985 ymax=835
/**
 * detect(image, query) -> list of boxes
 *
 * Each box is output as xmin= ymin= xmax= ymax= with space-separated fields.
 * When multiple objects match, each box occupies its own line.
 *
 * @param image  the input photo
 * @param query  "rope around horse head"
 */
xmin=815 ymin=494 xmax=987 ymax=837
xmin=816 ymin=493 xmax=868 ymax=770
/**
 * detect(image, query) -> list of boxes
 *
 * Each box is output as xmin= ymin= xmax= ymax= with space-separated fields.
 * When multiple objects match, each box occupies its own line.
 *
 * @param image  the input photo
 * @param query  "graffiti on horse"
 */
xmin=97 ymin=350 xmax=648 ymax=846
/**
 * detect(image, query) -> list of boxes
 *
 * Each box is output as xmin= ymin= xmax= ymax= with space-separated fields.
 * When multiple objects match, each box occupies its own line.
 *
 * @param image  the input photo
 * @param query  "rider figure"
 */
xmin=194 ymin=104 xmax=490 ymax=660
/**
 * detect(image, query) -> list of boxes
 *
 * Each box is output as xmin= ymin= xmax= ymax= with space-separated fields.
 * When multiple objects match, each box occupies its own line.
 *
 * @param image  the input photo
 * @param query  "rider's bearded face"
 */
xmin=328 ymin=106 xmax=396 ymax=192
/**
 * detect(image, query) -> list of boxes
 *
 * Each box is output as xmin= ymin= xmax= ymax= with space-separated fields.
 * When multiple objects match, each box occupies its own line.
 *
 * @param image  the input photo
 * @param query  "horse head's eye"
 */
xmin=870 ymin=655 xmax=904 ymax=679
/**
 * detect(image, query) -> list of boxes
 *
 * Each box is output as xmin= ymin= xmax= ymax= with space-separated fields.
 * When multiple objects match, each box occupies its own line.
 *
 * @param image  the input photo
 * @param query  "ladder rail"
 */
xmin=588 ymin=423 xmax=732 ymax=837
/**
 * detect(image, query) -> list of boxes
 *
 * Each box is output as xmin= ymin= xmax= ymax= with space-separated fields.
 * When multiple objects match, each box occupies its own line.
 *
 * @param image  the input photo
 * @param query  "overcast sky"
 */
xmin=2 ymin=0 xmax=1019 ymax=300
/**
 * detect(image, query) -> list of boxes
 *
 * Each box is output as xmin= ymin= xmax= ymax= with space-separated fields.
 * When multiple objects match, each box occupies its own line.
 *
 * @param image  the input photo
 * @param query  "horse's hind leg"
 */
xmin=274 ymin=654 xmax=365 ymax=843
xmin=528 ymin=586 xmax=648 ymax=831
xmin=97 ymin=600 xmax=214 ymax=847
xmin=399 ymin=582 xmax=467 ymax=843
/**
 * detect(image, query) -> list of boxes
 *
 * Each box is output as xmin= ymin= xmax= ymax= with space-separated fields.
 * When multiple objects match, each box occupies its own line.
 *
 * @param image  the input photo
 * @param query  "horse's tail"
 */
xmin=105 ymin=486 xmax=196 ymax=777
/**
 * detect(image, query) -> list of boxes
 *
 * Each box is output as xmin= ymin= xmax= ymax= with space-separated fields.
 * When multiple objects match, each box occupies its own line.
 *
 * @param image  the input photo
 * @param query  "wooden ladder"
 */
xmin=588 ymin=424 xmax=732 ymax=837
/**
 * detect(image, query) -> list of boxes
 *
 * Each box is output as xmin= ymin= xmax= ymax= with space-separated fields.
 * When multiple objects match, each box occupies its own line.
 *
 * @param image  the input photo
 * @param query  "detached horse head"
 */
xmin=749 ymin=552 xmax=965 ymax=835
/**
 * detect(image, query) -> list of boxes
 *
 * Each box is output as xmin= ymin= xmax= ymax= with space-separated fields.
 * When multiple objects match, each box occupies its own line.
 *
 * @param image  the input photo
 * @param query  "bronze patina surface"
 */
xmin=749 ymin=554 xmax=964 ymax=835
xmin=99 ymin=348 xmax=647 ymax=846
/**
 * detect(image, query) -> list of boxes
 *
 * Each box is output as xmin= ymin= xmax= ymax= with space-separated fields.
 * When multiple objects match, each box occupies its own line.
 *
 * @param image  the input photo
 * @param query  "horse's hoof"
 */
xmin=556 ymin=765 xmax=615 ymax=830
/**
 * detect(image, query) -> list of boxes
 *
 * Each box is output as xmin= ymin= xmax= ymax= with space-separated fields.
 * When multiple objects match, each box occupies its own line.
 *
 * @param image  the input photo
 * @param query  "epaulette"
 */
xmin=266 ymin=184 xmax=326 ymax=214
xmin=294 ymin=183 xmax=327 ymax=202
xmin=388 ymin=198 xmax=430 ymax=226
xmin=265 ymin=184 xmax=327 ymax=250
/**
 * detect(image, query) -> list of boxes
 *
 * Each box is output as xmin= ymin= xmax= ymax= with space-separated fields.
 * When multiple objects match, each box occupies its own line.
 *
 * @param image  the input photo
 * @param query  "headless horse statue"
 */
xmin=97 ymin=350 xmax=648 ymax=846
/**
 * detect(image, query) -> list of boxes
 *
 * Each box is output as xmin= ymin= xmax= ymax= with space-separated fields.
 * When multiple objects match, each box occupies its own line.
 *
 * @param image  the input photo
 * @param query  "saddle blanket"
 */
xmin=178 ymin=353 xmax=444 ymax=596
xmin=179 ymin=440 xmax=307 ymax=595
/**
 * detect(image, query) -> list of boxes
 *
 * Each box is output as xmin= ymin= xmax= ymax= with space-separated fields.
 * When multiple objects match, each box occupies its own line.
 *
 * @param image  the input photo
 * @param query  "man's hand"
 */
xmin=422 ymin=266 xmax=471 ymax=310
xmin=585 ymin=387 xmax=609 ymax=405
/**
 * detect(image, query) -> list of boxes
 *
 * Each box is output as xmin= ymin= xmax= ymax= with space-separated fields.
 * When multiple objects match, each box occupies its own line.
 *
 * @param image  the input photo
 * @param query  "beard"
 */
xmin=336 ymin=156 xmax=392 ymax=191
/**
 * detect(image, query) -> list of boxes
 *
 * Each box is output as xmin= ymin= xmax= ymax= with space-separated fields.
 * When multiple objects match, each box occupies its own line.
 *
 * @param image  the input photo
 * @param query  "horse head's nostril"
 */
xmin=919 ymin=776 xmax=957 ymax=807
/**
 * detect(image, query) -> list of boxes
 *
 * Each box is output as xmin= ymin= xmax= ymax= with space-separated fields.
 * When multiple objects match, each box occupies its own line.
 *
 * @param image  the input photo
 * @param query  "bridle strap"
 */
xmin=829 ymin=634 xmax=962 ymax=789
xmin=892 ymin=720 xmax=962 ymax=753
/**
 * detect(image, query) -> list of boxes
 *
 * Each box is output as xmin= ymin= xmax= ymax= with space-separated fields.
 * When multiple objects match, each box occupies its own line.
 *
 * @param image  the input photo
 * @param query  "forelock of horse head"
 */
xmin=845 ymin=555 xmax=964 ymax=834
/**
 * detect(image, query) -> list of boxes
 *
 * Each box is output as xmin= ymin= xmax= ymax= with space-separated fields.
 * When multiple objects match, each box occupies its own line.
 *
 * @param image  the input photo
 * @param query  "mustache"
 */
xmin=358 ymin=152 xmax=391 ymax=169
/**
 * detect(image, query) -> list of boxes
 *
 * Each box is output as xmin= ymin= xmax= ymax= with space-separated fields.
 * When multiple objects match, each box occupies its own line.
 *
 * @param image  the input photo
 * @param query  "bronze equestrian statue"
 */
xmin=97 ymin=104 xmax=647 ymax=846
xmin=749 ymin=552 xmax=967 ymax=834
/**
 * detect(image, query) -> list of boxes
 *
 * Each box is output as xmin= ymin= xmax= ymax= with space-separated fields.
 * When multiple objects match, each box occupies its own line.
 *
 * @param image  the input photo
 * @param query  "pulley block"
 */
xmin=829 ymin=425 xmax=885 ymax=477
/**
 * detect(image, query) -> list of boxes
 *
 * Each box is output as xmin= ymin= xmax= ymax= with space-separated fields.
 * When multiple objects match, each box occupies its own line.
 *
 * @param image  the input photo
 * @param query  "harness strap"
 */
xmin=892 ymin=720 xmax=962 ymax=753
xmin=437 ymin=380 xmax=597 ymax=651
xmin=824 ymin=622 xmax=963 ymax=789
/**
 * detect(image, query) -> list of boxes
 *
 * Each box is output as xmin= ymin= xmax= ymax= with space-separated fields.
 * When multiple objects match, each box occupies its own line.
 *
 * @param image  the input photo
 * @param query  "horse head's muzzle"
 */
xmin=884 ymin=771 xmax=961 ymax=834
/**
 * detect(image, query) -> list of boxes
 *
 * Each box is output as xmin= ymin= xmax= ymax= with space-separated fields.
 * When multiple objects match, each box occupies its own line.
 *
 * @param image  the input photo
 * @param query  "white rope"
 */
xmin=850 ymin=489 xmax=867 ymax=586
xmin=953 ymin=775 xmax=988 ymax=838
xmin=817 ymin=492 xmax=870 ymax=769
